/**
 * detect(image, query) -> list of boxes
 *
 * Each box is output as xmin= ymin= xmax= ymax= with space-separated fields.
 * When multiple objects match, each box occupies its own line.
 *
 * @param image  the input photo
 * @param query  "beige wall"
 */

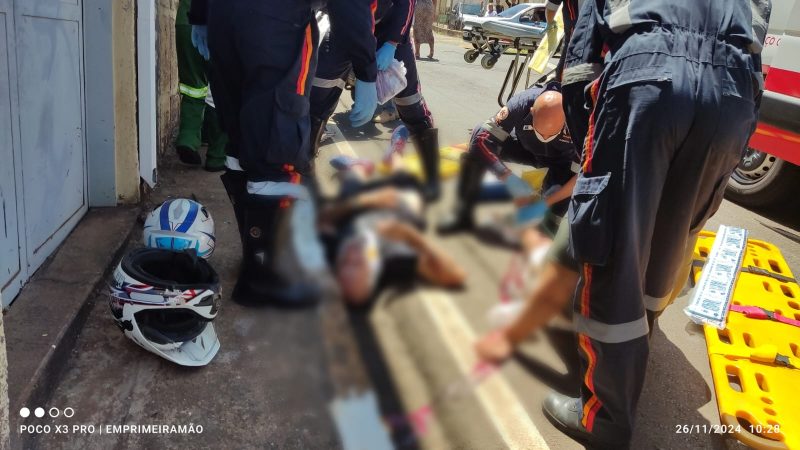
xmin=112 ymin=0 xmax=140 ymax=204
xmin=157 ymin=0 xmax=181 ymax=157
xmin=110 ymin=0 xmax=181 ymax=205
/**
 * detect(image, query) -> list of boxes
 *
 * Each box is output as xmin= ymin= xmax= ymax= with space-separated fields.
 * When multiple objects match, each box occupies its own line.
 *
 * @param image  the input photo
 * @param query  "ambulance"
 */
xmin=726 ymin=0 xmax=800 ymax=207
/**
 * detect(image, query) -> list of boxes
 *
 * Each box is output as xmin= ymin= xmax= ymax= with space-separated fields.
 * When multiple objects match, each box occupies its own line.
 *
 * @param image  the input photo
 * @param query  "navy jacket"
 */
xmin=563 ymin=0 xmax=771 ymax=88
xmin=190 ymin=0 xmax=378 ymax=82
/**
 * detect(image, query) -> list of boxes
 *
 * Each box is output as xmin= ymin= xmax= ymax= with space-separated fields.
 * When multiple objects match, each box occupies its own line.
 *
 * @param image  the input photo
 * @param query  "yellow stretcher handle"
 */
xmin=529 ymin=5 xmax=564 ymax=74
xmin=713 ymin=345 xmax=797 ymax=368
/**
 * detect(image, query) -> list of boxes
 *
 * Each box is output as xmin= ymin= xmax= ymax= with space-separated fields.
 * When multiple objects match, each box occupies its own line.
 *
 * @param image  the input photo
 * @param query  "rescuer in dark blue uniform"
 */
xmin=188 ymin=0 xmax=379 ymax=307
xmin=310 ymin=0 xmax=442 ymax=201
xmin=545 ymin=0 xmax=771 ymax=447
xmin=437 ymin=84 xmax=581 ymax=237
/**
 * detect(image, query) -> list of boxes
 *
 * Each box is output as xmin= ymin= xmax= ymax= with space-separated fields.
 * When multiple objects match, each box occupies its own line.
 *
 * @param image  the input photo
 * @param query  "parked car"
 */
xmin=461 ymin=3 xmax=540 ymax=41
xmin=725 ymin=0 xmax=800 ymax=207
xmin=447 ymin=2 xmax=482 ymax=30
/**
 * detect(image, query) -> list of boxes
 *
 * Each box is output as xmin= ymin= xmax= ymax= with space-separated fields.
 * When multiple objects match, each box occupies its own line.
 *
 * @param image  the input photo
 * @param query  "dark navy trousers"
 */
xmin=208 ymin=1 xmax=318 ymax=182
xmin=310 ymin=33 xmax=433 ymax=137
xmin=567 ymin=45 xmax=759 ymax=439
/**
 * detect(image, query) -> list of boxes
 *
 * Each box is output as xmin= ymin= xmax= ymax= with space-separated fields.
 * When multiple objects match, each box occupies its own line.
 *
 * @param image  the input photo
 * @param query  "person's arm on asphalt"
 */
xmin=377 ymin=221 xmax=466 ymax=288
xmin=504 ymin=262 xmax=577 ymax=343
xmin=475 ymin=261 xmax=578 ymax=363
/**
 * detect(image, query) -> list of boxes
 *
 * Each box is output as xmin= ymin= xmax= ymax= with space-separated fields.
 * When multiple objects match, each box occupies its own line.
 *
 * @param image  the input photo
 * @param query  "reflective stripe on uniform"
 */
xmin=483 ymin=120 xmax=510 ymax=141
xmin=225 ymin=156 xmax=243 ymax=171
xmin=578 ymin=334 xmax=603 ymax=432
xmin=607 ymin=0 xmax=632 ymax=33
xmin=296 ymin=24 xmax=314 ymax=95
xmin=574 ymin=314 xmax=649 ymax=344
xmin=247 ymin=180 xmax=311 ymax=200
xmin=180 ymin=83 xmax=209 ymax=99
xmin=562 ymin=63 xmax=603 ymax=86
xmin=644 ymin=294 xmax=670 ymax=312
xmin=582 ymin=79 xmax=601 ymax=173
xmin=312 ymin=77 xmax=347 ymax=89
xmin=394 ymin=91 xmax=423 ymax=106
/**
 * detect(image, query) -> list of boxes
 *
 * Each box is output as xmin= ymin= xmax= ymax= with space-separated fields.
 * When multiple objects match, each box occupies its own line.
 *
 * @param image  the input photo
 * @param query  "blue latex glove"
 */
xmin=504 ymin=173 xmax=535 ymax=199
xmin=376 ymin=42 xmax=398 ymax=71
xmin=350 ymin=80 xmax=378 ymax=128
xmin=191 ymin=25 xmax=210 ymax=60
xmin=516 ymin=200 xmax=549 ymax=226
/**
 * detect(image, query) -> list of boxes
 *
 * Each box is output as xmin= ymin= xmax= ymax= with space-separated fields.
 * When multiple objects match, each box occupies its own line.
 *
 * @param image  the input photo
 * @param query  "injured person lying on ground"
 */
xmin=318 ymin=148 xmax=466 ymax=306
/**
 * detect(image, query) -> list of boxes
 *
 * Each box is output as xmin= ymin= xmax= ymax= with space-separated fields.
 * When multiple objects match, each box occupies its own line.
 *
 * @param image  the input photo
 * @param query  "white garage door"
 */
xmin=0 ymin=0 xmax=87 ymax=306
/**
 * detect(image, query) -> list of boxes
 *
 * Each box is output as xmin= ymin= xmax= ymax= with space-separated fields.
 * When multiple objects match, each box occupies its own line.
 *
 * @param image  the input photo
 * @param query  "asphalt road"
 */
xmin=326 ymin=33 xmax=800 ymax=449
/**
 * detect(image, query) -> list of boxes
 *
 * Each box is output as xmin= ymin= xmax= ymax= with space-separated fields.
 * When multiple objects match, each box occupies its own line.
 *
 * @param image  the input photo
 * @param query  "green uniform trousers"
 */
xmin=176 ymin=0 xmax=226 ymax=168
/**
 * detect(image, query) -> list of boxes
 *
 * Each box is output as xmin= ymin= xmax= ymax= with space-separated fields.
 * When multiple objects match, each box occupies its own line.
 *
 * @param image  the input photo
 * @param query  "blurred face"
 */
xmin=335 ymin=237 xmax=378 ymax=305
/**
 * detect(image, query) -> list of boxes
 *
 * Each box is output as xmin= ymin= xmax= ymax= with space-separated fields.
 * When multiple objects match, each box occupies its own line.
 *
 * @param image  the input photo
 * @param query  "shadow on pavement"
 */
xmin=331 ymin=112 xmax=386 ymax=142
xmin=513 ymin=328 xmax=580 ymax=397
xmin=632 ymin=325 xmax=726 ymax=449
xmin=737 ymin=201 xmax=800 ymax=234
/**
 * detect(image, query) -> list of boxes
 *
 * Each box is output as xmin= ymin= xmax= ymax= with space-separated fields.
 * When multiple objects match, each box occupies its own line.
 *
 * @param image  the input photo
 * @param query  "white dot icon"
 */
xmin=19 ymin=408 xmax=30 ymax=418
xmin=34 ymin=408 xmax=45 ymax=418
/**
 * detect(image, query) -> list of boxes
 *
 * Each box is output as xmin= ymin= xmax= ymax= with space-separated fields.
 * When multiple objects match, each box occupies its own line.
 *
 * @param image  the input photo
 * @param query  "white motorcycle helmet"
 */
xmin=143 ymin=198 xmax=215 ymax=258
xmin=109 ymin=248 xmax=221 ymax=366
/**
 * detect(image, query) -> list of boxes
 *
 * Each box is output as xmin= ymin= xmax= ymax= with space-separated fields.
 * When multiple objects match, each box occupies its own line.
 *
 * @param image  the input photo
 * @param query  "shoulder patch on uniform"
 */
xmin=495 ymin=106 xmax=509 ymax=123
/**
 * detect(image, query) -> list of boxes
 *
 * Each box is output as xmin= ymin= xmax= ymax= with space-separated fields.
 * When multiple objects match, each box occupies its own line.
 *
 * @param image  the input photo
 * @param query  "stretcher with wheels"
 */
xmin=691 ymin=230 xmax=800 ymax=449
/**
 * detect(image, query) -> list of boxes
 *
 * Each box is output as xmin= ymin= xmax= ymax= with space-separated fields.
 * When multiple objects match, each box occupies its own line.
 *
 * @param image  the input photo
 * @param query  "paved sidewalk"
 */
xmin=5 ymin=206 xmax=138 ymax=446
xmin=24 ymin=156 xmax=382 ymax=450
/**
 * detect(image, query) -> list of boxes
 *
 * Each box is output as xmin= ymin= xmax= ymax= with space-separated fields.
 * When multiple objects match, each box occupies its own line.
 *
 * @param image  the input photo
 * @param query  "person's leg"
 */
xmin=175 ymin=0 xmax=208 ymax=165
xmin=642 ymin=62 xmax=757 ymax=327
xmin=437 ymin=120 xmax=538 ymax=233
xmin=202 ymin=104 xmax=228 ymax=171
xmin=428 ymin=39 xmax=434 ymax=59
xmin=414 ymin=40 xmax=421 ymax=59
xmin=546 ymin=64 xmax=695 ymax=447
xmin=476 ymin=219 xmax=579 ymax=362
xmin=309 ymin=31 xmax=353 ymax=160
xmin=392 ymin=41 xmax=440 ymax=201
xmin=209 ymin=1 xmax=328 ymax=306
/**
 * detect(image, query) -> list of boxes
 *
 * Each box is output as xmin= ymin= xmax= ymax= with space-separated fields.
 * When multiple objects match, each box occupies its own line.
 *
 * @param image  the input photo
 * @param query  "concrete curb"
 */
xmin=5 ymin=206 xmax=139 ymax=445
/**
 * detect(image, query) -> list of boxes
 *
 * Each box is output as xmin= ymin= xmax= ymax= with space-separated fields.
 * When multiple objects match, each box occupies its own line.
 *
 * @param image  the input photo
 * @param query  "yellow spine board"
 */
xmin=693 ymin=230 xmax=800 ymax=450
xmin=528 ymin=5 xmax=565 ymax=74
